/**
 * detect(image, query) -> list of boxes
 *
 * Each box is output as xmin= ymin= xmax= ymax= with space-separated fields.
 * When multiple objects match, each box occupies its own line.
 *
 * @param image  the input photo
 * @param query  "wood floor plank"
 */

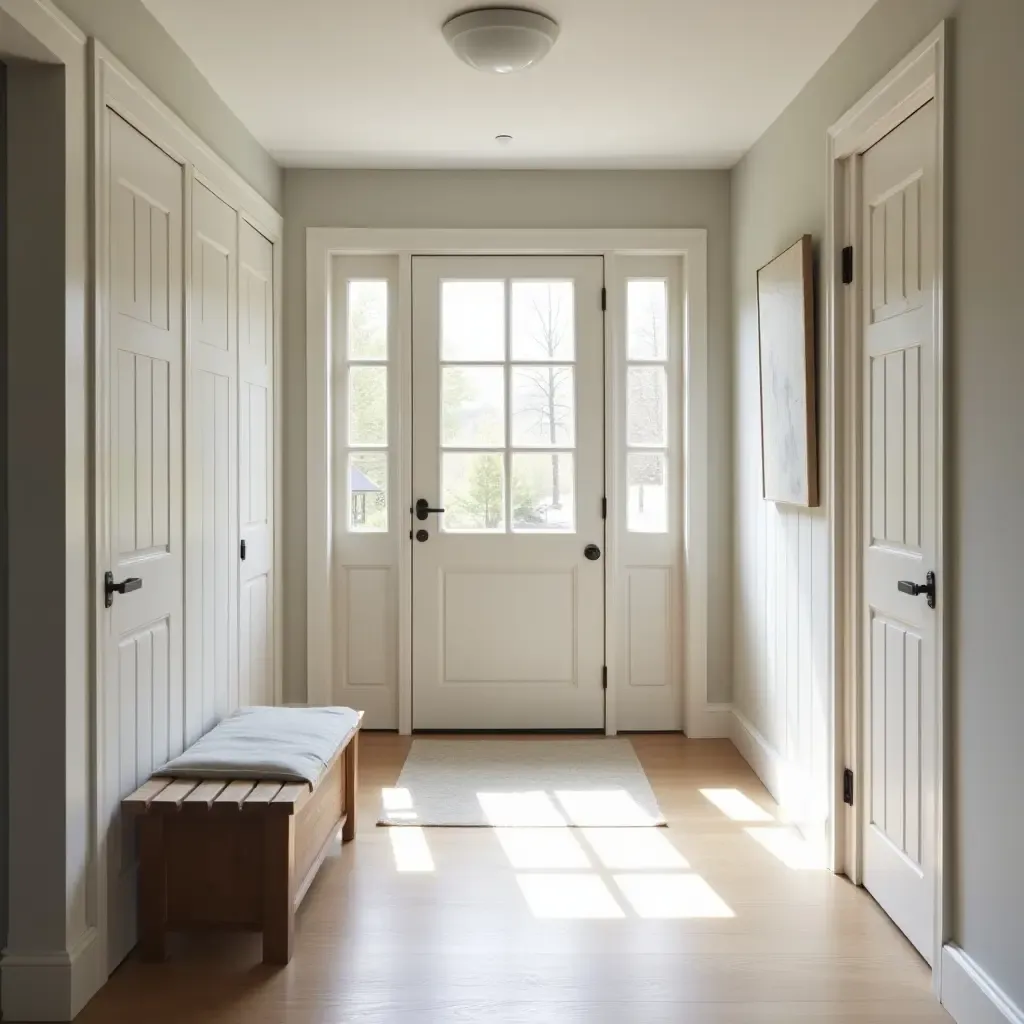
xmin=81 ymin=733 xmax=950 ymax=1024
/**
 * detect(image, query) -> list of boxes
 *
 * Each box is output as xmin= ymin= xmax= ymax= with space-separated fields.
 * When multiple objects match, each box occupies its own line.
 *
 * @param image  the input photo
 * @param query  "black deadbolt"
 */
xmin=416 ymin=529 xmax=429 ymax=542
xmin=584 ymin=544 xmax=601 ymax=561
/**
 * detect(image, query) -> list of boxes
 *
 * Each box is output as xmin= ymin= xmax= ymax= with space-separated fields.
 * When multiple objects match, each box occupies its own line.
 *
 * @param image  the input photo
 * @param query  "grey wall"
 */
xmin=283 ymin=169 xmax=733 ymax=707
xmin=51 ymin=0 xmax=281 ymax=209
xmin=731 ymin=0 xmax=1024 ymax=1005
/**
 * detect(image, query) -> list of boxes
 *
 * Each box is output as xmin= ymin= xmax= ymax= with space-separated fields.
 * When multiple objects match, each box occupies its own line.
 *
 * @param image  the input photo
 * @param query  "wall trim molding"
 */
xmin=1 ymin=927 xmax=101 ymax=1021
xmin=941 ymin=945 xmax=1024 ymax=1024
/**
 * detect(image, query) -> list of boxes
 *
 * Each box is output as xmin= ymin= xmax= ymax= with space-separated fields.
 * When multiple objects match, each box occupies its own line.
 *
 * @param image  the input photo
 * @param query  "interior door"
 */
xmin=860 ymin=100 xmax=938 ymax=961
xmin=238 ymin=220 xmax=275 ymax=706
xmin=411 ymin=256 xmax=605 ymax=730
xmin=103 ymin=111 xmax=185 ymax=967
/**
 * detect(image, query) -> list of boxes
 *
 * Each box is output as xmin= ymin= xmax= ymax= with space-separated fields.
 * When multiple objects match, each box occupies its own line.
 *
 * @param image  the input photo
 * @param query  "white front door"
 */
xmin=411 ymin=257 xmax=606 ymax=729
xmin=860 ymin=100 xmax=938 ymax=961
xmin=103 ymin=111 xmax=185 ymax=967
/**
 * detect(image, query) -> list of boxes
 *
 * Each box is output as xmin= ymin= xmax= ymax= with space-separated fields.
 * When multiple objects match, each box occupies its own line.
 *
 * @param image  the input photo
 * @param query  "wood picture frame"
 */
xmin=756 ymin=234 xmax=819 ymax=507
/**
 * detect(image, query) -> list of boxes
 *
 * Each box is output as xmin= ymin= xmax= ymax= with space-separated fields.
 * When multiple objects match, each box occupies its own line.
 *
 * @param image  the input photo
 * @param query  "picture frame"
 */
xmin=756 ymin=234 xmax=819 ymax=507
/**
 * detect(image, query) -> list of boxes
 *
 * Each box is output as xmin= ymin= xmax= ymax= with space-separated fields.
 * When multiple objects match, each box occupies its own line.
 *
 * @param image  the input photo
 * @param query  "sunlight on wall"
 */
xmin=388 ymin=826 xmax=435 ymax=873
xmin=744 ymin=827 xmax=824 ymax=870
xmin=516 ymin=874 xmax=625 ymax=919
xmin=700 ymin=788 xmax=774 ymax=822
xmin=613 ymin=874 xmax=735 ymax=919
xmin=581 ymin=828 xmax=689 ymax=870
xmin=494 ymin=828 xmax=591 ymax=869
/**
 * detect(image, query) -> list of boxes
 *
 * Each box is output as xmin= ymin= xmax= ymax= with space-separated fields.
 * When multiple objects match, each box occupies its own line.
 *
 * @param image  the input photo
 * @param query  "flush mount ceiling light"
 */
xmin=442 ymin=7 xmax=560 ymax=74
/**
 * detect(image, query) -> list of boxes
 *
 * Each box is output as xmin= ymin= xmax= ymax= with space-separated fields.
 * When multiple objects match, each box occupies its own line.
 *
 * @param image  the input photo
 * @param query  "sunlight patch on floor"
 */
xmin=554 ymin=789 xmax=659 ymax=826
xmin=516 ymin=874 xmax=625 ymax=919
xmin=476 ymin=791 xmax=568 ymax=827
xmin=581 ymin=828 xmax=689 ymax=870
xmin=494 ymin=828 xmax=591 ymax=869
xmin=744 ymin=826 xmax=825 ymax=870
xmin=700 ymin=787 xmax=774 ymax=822
xmin=388 ymin=826 xmax=435 ymax=873
xmin=613 ymin=873 xmax=735 ymax=919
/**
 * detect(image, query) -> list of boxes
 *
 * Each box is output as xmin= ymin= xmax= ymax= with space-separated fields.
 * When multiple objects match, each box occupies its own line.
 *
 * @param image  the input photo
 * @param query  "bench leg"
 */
xmin=262 ymin=815 xmax=295 ymax=965
xmin=343 ymin=730 xmax=359 ymax=843
xmin=137 ymin=815 xmax=167 ymax=962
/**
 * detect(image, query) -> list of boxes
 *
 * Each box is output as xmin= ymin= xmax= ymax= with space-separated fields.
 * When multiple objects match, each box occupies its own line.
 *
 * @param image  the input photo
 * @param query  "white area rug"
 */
xmin=378 ymin=739 xmax=666 ymax=827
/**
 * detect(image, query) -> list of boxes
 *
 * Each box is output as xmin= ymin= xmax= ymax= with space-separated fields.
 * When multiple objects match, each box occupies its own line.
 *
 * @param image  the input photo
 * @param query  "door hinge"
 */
xmin=600 ymin=287 xmax=607 ymax=312
xmin=602 ymin=666 xmax=608 ymax=690
xmin=843 ymin=768 xmax=854 ymax=806
xmin=239 ymin=539 xmax=247 ymax=561
xmin=601 ymin=496 xmax=607 ymax=520
xmin=841 ymin=245 xmax=854 ymax=285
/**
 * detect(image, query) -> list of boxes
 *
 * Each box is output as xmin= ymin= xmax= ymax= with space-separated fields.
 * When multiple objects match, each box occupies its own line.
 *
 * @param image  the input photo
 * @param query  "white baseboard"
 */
xmin=942 ymin=944 xmax=1024 ymax=1024
xmin=684 ymin=702 xmax=733 ymax=739
xmin=1 ymin=926 xmax=104 ymax=1021
xmin=730 ymin=708 xmax=786 ymax=800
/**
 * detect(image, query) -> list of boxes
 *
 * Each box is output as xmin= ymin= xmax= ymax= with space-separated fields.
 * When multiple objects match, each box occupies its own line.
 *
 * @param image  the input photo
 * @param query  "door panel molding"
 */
xmin=306 ymin=228 xmax=712 ymax=738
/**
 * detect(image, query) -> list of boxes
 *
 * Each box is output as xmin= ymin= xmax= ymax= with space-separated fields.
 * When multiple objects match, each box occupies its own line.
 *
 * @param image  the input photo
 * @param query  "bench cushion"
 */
xmin=155 ymin=706 xmax=360 ymax=786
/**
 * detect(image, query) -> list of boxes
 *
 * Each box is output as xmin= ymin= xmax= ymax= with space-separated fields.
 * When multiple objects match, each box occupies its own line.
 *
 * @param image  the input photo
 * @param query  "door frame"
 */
xmin=306 ymin=228 xmax=713 ymax=737
xmin=91 ymin=45 xmax=283 ymax=981
xmin=825 ymin=23 xmax=949 ymax=988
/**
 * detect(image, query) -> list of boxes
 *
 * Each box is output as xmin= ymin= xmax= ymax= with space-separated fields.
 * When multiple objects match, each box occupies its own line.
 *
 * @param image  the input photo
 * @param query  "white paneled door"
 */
xmin=239 ymin=220 xmax=276 ymax=706
xmin=103 ymin=111 xmax=185 ymax=968
xmin=411 ymin=257 xmax=605 ymax=729
xmin=860 ymin=100 xmax=938 ymax=961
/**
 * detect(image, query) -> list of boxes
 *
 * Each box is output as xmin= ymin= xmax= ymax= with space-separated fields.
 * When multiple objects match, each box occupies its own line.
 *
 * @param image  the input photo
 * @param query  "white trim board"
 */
xmin=941 ymin=946 xmax=1024 ymax=1024
xmin=824 ymin=21 xmax=948 ymax=986
xmin=306 ymin=227 xmax=719 ymax=738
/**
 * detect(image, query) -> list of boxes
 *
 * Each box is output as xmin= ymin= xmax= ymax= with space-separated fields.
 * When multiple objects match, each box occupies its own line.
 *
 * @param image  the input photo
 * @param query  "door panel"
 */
xmin=239 ymin=220 xmax=274 ymax=706
xmin=411 ymin=257 xmax=605 ymax=730
xmin=861 ymin=100 xmax=937 ymax=961
xmin=104 ymin=111 xmax=184 ymax=968
xmin=186 ymin=181 xmax=238 ymax=742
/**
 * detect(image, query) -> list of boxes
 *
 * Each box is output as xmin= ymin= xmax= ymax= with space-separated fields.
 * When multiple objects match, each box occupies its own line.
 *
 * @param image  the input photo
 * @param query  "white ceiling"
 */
xmin=142 ymin=0 xmax=876 ymax=169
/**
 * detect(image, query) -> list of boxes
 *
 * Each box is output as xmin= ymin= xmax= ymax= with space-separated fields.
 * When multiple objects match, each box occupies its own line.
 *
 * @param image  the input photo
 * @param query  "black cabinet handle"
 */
xmin=414 ymin=498 xmax=445 ymax=521
xmin=897 ymin=570 xmax=936 ymax=609
xmin=105 ymin=571 xmax=142 ymax=608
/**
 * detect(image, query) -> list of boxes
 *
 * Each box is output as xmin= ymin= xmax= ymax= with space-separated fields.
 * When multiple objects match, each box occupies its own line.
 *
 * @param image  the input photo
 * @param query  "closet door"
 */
xmin=185 ymin=181 xmax=238 ymax=742
xmin=239 ymin=221 xmax=275 ymax=705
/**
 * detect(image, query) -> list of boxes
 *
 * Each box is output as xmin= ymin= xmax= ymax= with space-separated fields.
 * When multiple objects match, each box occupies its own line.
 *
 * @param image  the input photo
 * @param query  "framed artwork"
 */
xmin=757 ymin=234 xmax=819 ymax=507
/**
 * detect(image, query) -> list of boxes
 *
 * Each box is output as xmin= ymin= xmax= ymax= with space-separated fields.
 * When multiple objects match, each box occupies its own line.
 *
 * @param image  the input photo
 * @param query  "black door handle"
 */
xmin=584 ymin=544 xmax=601 ymax=561
xmin=105 ymin=571 xmax=142 ymax=608
xmin=414 ymin=498 xmax=445 ymax=521
xmin=897 ymin=570 xmax=936 ymax=609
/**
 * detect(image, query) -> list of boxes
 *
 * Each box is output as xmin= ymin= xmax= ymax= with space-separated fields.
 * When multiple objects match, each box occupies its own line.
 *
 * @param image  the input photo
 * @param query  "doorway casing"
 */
xmin=305 ymin=228 xmax=719 ymax=737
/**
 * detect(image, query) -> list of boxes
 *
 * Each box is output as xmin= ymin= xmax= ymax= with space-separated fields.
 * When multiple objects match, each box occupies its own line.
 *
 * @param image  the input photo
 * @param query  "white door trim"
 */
xmin=305 ymin=228 xmax=713 ymax=737
xmin=825 ymin=21 xmax=948 ymax=990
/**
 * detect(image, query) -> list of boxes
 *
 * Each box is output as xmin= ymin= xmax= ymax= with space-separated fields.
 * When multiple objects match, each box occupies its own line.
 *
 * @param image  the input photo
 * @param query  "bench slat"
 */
xmin=149 ymin=780 xmax=200 ymax=811
xmin=182 ymin=780 xmax=229 ymax=811
xmin=213 ymin=780 xmax=256 ymax=811
xmin=123 ymin=777 xmax=173 ymax=812
xmin=270 ymin=783 xmax=311 ymax=815
xmin=243 ymin=781 xmax=283 ymax=809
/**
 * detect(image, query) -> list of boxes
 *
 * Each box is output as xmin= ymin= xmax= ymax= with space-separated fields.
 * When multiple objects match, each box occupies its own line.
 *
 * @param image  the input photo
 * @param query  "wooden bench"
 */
xmin=122 ymin=713 xmax=362 ymax=965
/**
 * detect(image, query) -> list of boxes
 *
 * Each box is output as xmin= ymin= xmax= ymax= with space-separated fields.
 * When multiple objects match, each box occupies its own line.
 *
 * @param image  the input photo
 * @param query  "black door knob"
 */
xmin=897 ymin=570 xmax=936 ymax=609
xmin=104 ymin=571 xmax=142 ymax=608
xmin=414 ymin=498 xmax=446 ymax=521
xmin=584 ymin=544 xmax=601 ymax=561
xmin=416 ymin=529 xmax=429 ymax=542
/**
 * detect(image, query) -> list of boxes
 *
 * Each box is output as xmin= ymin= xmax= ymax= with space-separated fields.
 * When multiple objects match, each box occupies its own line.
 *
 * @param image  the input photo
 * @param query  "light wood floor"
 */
xmin=78 ymin=734 xmax=951 ymax=1023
